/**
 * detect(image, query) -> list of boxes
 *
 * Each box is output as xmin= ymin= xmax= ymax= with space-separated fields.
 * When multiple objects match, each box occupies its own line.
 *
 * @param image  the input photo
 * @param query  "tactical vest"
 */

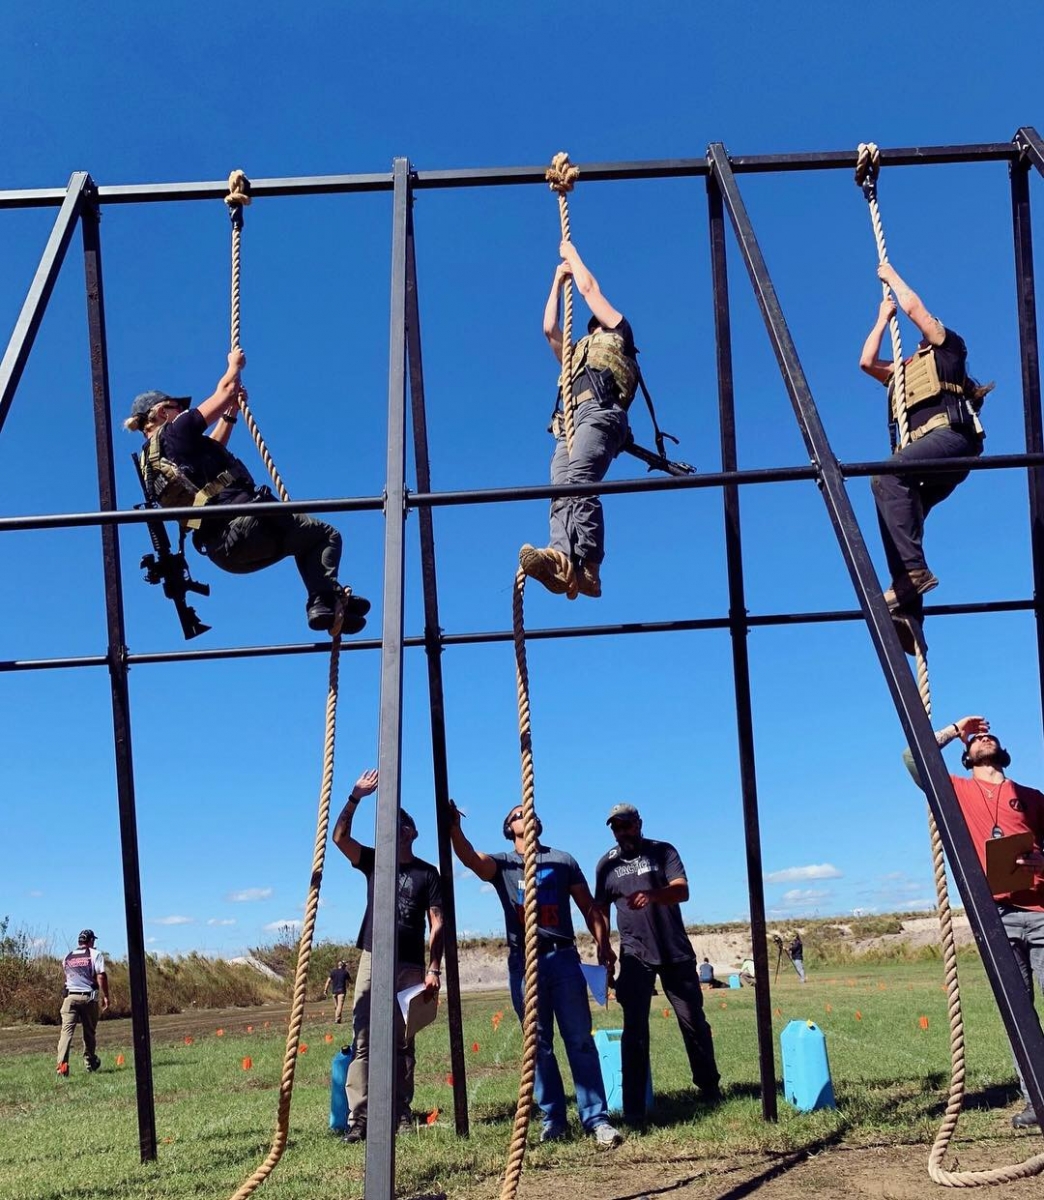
xmin=887 ymin=345 xmax=965 ymax=421
xmin=570 ymin=329 xmax=639 ymax=410
xmin=141 ymin=433 xmax=254 ymax=531
xmin=63 ymin=948 xmax=99 ymax=993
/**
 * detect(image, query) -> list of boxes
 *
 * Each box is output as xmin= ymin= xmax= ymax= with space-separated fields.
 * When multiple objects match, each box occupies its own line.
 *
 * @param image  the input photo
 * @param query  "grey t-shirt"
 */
xmin=595 ymin=838 xmax=694 ymax=965
xmin=489 ymin=846 xmax=584 ymax=952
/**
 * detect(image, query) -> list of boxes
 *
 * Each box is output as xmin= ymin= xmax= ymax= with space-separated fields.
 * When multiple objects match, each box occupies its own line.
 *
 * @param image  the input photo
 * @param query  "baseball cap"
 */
xmin=127 ymin=390 xmax=191 ymax=429
xmin=78 ymin=929 xmax=97 ymax=945
xmin=606 ymin=803 xmax=640 ymax=825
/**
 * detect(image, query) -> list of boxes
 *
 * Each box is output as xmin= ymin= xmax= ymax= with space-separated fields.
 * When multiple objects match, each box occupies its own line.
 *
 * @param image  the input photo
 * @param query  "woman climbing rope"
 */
xmin=124 ymin=349 xmax=370 ymax=634
xmin=519 ymin=239 xmax=638 ymax=600
xmin=858 ymin=260 xmax=992 ymax=611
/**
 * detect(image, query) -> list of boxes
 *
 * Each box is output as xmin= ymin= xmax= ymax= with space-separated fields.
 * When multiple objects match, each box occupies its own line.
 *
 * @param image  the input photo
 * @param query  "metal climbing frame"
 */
xmin=2 ymin=133 xmax=1044 ymax=1194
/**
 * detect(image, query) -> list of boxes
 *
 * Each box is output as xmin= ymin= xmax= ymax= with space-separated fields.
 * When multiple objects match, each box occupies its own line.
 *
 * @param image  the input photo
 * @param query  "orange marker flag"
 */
xmin=183 ymin=1036 xmax=194 ymax=1045
xmin=719 ymin=1002 xmax=727 ymax=1009
xmin=242 ymin=1057 xmax=253 ymax=1070
xmin=324 ymin=1033 xmax=334 ymax=1043
xmin=855 ymin=1011 xmax=863 ymax=1020
xmin=426 ymin=1108 xmax=439 ymax=1125
xmin=471 ymin=1042 xmax=480 ymax=1053
xmin=298 ymin=1044 xmax=308 ymax=1055
xmin=662 ymin=1007 xmax=671 ymax=1018
xmin=216 ymin=1028 xmax=225 ymax=1037
xmin=246 ymin=1025 xmax=254 ymax=1033
xmin=825 ymin=1004 xmax=832 ymax=1013
xmin=919 ymin=1015 xmax=930 ymax=1031
xmin=264 ymin=1021 xmax=271 ymax=1028
xmin=446 ymin=1073 xmax=454 ymax=1086
xmin=115 ymin=1054 xmax=125 ymax=1067
xmin=492 ymin=1011 xmax=503 ymax=1031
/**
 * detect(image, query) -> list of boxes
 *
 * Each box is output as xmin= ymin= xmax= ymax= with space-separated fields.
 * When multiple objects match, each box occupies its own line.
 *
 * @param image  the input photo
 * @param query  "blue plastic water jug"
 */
xmin=593 ymin=1028 xmax=653 ymax=1115
xmin=329 ymin=1043 xmax=354 ymax=1131
xmin=728 ymin=973 xmax=741 ymax=989
xmin=780 ymin=1020 xmax=835 ymax=1112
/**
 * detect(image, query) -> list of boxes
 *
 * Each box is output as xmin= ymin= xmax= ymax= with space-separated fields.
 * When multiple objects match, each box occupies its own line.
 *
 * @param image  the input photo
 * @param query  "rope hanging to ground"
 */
xmin=224 ymin=170 xmax=346 ymax=1200
xmin=856 ymin=143 xmax=1044 ymax=1188
xmin=499 ymin=568 xmax=542 ymax=1200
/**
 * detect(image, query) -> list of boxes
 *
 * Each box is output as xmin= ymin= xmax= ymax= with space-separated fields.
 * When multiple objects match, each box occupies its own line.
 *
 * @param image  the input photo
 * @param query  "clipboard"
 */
xmin=984 ymin=831 xmax=1034 ymax=896
xmin=398 ymin=983 xmax=439 ymax=1040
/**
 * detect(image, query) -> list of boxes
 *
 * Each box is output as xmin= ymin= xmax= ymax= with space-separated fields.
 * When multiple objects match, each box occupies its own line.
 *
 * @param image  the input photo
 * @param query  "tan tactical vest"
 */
xmin=141 ymin=434 xmax=248 ymax=531
xmin=888 ymin=345 xmax=964 ymax=421
xmin=571 ymin=329 xmax=639 ymax=409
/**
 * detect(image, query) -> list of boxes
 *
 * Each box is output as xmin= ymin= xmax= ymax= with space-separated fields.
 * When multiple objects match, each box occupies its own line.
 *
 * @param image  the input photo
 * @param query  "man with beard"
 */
xmin=594 ymin=803 xmax=721 ymax=1125
xmin=903 ymin=716 xmax=1044 ymax=1128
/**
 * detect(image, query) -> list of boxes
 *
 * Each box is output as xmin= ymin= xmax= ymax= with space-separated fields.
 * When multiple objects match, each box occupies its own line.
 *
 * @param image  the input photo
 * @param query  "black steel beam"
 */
xmin=405 ymin=209 xmax=470 ymax=1137
xmin=709 ymin=173 xmax=777 ymax=1120
xmin=709 ymin=141 xmax=1044 ymax=1128
xmin=365 ymin=157 xmax=411 ymax=1200
xmin=81 ymin=186 xmax=158 ymax=1162
xmin=1015 ymin=126 xmax=1044 ymax=178
xmin=1010 ymin=154 xmax=1044 ymax=735
xmin=0 ymin=143 xmax=1023 ymax=211
xmin=0 ymin=172 xmax=90 ymax=435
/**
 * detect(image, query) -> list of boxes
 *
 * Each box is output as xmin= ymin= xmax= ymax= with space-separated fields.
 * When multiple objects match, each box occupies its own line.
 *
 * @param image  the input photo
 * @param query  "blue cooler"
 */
xmin=593 ymin=1028 xmax=653 ymax=1116
xmin=780 ymin=1020 xmax=835 ymax=1112
xmin=329 ymin=1044 xmax=354 ymax=1131
xmin=728 ymin=973 xmax=741 ymax=989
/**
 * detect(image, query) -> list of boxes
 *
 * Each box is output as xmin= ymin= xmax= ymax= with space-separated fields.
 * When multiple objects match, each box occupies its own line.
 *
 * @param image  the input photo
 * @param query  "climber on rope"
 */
xmin=124 ymin=348 xmax=369 ymax=634
xmin=859 ymin=261 xmax=992 ymax=611
xmin=520 ymin=240 xmax=637 ymax=600
xmin=902 ymin=716 xmax=1044 ymax=1130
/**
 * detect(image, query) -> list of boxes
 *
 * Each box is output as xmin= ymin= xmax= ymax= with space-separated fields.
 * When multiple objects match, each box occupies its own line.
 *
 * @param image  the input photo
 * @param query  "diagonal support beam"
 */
xmin=708 ymin=141 xmax=1044 ymax=1131
xmin=0 ymin=172 xmax=91 ymax=435
xmin=1015 ymin=126 xmax=1044 ymax=178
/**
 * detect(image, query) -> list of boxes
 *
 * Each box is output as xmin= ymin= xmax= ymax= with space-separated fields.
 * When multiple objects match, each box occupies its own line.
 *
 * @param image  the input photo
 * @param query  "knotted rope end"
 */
xmin=546 ymin=151 xmax=579 ymax=194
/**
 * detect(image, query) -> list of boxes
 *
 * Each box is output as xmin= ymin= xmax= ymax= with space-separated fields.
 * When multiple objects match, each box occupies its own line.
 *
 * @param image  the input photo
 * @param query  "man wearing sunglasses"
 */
xmin=447 ymin=800 xmax=623 ymax=1147
xmin=903 ymin=716 xmax=1044 ymax=1129
xmin=332 ymin=769 xmax=444 ymax=1143
xmin=595 ymin=803 xmax=722 ymax=1125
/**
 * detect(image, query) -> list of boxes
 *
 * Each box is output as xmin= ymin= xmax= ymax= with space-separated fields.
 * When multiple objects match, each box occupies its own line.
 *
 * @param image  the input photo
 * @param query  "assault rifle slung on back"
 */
xmin=131 ymin=453 xmax=211 ymax=640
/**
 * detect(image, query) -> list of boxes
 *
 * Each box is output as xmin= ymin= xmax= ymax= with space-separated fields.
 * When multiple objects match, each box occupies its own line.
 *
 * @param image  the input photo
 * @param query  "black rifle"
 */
xmin=131 ymin=454 xmax=211 ymax=640
xmin=620 ymin=434 xmax=696 ymax=478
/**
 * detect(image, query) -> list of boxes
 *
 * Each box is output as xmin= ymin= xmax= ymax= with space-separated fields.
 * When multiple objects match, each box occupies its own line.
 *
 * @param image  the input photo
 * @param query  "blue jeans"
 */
xmin=998 ymin=906 xmax=1044 ymax=1107
xmin=549 ymin=401 xmax=629 ymax=566
xmin=870 ymin=425 xmax=981 ymax=578
xmin=508 ymin=944 xmax=610 ymax=1131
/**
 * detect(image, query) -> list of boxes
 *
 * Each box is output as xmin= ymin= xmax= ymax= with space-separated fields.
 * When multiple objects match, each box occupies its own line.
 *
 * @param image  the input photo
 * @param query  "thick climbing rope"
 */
xmin=856 ymin=143 xmax=1044 ymax=1187
xmin=499 ymin=570 xmax=543 ymax=1200
xmin=224 ymin=171 xmax=346 ymax=1200
xmin=546 ymin=151 xmax=580 ymax=459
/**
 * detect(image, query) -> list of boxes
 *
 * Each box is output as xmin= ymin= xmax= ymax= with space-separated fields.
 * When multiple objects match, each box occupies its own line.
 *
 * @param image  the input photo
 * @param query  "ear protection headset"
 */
xmin=503 ymin=808 xmax=543 ymax=840
xmin=961 ymin=735 xmax=1011 ymax=771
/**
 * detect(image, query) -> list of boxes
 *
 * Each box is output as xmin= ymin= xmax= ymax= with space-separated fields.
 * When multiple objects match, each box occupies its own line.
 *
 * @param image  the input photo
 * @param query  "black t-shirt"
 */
xmin=353 ymin=846 xmax=442 ymax=967
xmin=789 ymin=937 xmax=803 ymax=959
xmin=594 ymin=837 xmax=695 ymax=965
xmin=328 ymin=966 xmax=350 ymax=993
xmin=158 ymin=408 xmax=256 ymax=505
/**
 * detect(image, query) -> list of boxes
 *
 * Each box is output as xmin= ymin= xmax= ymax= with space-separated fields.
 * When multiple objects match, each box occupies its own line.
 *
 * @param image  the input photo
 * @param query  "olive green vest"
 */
xmin=570 ymin=329 xmax=638 ymax=409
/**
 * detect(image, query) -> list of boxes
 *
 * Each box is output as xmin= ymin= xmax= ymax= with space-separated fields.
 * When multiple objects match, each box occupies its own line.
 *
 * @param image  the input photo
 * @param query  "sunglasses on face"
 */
xmin=610 ymin=818 xmax=637 ymax=831
xmin=507 ymin=811 xmax=524 ymax=824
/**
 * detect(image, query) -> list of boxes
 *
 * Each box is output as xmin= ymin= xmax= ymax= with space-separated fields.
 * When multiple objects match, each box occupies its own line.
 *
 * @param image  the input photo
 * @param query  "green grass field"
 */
xmin=0 ymin=961 xmax=1032 ymax=1200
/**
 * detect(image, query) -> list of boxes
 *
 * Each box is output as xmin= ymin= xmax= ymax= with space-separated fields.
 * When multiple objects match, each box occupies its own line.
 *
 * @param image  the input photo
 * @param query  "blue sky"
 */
xmin=3 ymin=2 xmax=1044 ymax=959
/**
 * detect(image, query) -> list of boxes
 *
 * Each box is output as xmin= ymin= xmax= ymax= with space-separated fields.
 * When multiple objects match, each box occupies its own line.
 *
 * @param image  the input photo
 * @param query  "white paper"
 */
xmin=397 ymin=983 xmax=427 ymax=1023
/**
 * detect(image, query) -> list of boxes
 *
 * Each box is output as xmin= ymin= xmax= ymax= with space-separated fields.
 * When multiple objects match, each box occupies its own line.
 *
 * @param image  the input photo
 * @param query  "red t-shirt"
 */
xmin=951 ymin=775 xmax=1044 ymax=911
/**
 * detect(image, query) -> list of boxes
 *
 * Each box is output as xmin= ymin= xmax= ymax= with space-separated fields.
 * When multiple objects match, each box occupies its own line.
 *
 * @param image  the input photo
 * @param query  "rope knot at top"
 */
xmin=854 ymin=142 xmax=881 ymax=190
xmin=226 ymin=169 xmax=252 ymax=228
xmin=546 ymin=151 xmax=579 ymax=195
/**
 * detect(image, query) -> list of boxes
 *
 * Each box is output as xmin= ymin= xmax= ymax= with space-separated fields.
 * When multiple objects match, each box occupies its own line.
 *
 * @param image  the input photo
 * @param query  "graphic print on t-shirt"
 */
xmin=515 ymin=865 xmax=563 ymax=931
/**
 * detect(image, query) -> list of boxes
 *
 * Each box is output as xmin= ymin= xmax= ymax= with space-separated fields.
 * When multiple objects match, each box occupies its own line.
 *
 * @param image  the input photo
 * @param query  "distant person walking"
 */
xmin=56 ymin=929 xmax=109 ymax=1076
xmin=324 ymin=960 xmax=351 ymax=1024
xmin=788 ymin=933 xmax=806 ymax=983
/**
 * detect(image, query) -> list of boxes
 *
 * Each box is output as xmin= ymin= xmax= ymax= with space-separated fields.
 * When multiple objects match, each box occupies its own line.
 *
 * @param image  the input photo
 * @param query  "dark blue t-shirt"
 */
xmin=327 ymin=965 xmax=350 ymax=993
xmin=489 ymin=846 xmax=584 ymax=952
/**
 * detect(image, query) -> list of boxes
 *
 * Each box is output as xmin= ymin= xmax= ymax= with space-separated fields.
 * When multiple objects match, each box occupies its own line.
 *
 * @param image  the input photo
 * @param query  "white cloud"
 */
xmin=765 ymin=864 xmax=842 ymax=884
xmin=207 ymin=918 xmax=237 ymax=927
xmin=152 ymin=915 xmax=194 ymax=926
xmin=27 ymin=889 xmax=43 ymax=898
xmin=263 ymin=919 xmax=302 ymax=933
xmin=227 ymin=887 xmax=273 ymax=903
xmin=781 ymin=888 xmax=830 ymax=905
xmin=146 ymin=937 xmax=158 ymax=945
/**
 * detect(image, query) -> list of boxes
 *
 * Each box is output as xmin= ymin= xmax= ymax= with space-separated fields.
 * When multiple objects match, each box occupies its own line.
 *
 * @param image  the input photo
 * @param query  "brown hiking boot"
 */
xmin=519 ymin=545 xmax=577 ymax=598
xmin=883 ymin=568 xmax=938 ymax=610
xmin=576 ymin=560 xmax=601 ymax=598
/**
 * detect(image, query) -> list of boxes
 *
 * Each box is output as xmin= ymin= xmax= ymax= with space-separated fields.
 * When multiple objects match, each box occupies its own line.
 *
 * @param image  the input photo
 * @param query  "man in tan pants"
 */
xmin=56 ymin=929 xmax=109 ymax=1076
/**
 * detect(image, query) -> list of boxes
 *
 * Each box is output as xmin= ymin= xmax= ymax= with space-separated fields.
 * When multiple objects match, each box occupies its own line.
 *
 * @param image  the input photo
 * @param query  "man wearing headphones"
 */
xmin=903 ymin=715 xmax=1044 ymax=1128
xmin=56 ymin=929 xmax=109 ymax=1076
xmin=447 ymin=801 xmax=622 ymax=1147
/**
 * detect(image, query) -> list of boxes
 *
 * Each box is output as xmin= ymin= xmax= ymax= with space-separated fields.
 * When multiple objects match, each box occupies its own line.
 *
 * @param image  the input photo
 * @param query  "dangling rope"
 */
xmin=546 ymin=152 xmax=580 ymax=459
xmin=225 ymin=171 xmax=346 ymax=1200
xmin=224 ymin=170 xmax=290 ymax=503
xmin=856 ymin=143 xmax=1044 ymax=1188
xmin=499 ymin=569 xmax=542 ymax=1200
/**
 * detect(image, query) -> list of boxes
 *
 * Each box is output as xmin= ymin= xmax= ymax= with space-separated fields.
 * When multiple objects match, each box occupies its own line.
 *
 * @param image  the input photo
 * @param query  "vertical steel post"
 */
xmin=1010 ymin=154 xmax=1044 ymax=731
xmin=0 ymin=172 xmax=91 ymax=435
xmin=708 ymin=142 xmax=1044 ymax=1124
xmin=365 ymin=157 xmax=411 ymax=1200
xmin=707 ymin=175 xmax=777 ymax=1121
xmin=80 ymin=183 xmax=158 ymax=1162
xmin=404 ymin=209 xmax=470 ymax=1136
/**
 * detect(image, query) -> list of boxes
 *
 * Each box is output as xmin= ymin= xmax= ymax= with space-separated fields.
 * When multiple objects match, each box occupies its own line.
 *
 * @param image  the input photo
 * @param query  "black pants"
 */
xmin=870 ymin=425 xmax=981 ymax=579
xmin=197 ymin=505 xmax=342 ymax=600
xmin=614 ymin=955 xmax=720 ymax=1119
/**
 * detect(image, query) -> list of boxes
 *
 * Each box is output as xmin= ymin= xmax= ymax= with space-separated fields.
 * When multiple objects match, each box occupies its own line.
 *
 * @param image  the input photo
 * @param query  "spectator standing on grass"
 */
xmin=788 ymin=933 xmax=806 ymax=983
xmin=56 ymin=929 xmax=109 ymax=1077
xmin=447 ymin=800 xmax=623 ymax=1147
xmin=594 ymin=803 xmax=722 ymax=1126
xmin=324 ymin=960 xmax=351 ymax=1024
xmin=903 ymin=715 xmax=1044 ymax=1129
xmin=332 ymin=769 xmax=443 ymax=1142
